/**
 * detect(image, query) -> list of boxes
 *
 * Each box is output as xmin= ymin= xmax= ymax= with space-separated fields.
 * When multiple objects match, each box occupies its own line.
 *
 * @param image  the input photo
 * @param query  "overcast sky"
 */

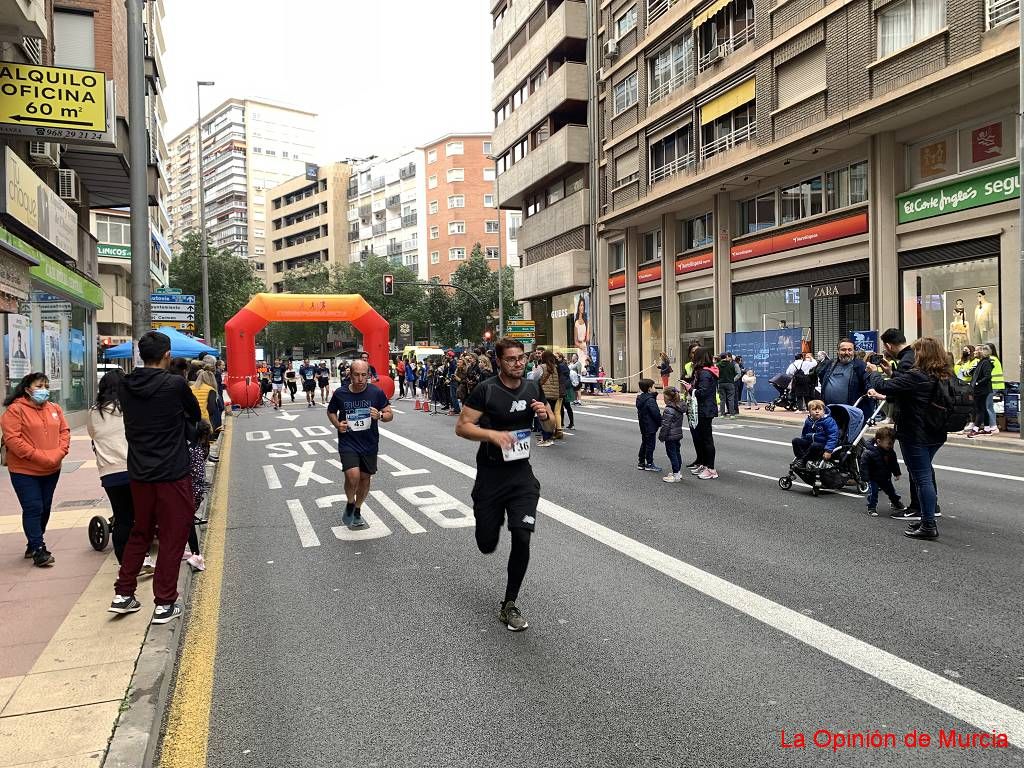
xmin=162 ymin=0 xmax=494 ymax=160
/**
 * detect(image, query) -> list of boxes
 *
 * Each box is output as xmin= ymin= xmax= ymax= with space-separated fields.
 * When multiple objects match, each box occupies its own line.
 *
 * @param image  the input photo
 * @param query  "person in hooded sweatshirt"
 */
xmin=635 ymin=378 xmax=663 ymax=472
xmin=683 ymin=349 xmax=720 ymax=479
xmin=107 ymin=331 xmax=200 ymax=625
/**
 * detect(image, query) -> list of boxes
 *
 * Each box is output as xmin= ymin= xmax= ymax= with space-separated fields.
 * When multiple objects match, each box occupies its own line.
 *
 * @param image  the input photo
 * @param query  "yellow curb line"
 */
xmin=159 ymin=419 xmax=233 ymax=768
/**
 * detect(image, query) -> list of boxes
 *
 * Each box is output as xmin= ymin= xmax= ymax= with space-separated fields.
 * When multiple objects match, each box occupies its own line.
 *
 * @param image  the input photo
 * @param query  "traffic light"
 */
xmin=383 ymin=273 xmax=395 ymax=296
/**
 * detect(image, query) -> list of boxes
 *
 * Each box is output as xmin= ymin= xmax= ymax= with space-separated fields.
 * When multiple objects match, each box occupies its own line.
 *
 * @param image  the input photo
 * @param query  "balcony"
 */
xmin=649 ymin=64 xmax=694 ymax=107
xmin=491 ymin=0 xmax=544 ymax=57
xmin=372 ymin=199 xmax=386 ymax=213
xmin=358 ymin=204 xmax=371 ymax=217
xmin=386 ymin=194 xmax=401 ymax=208
xmin=987 ymin=0 xmax=1019 ymax=26
xmin=399 ymin=163 xmax=417 ymax=180
xmin=649 ymin=151 xmax=695 ymax=185
xmin=402 ymin=238 xmax=418 ymax=252
xmin=496 ymin=124 xmax=589 ymax=207
xmin=0 ymin=0 xmax=47 ymax=41
xmin=387 ymin=217 xmax=402 ymax=232
xmin=514 ymin=247 xmax=590 ymax=301
xmin=698 ymin=26 xmax=754 ymax=73
xmin=347 ymin=207 xmax=359 ymax=222
xmin=347 ymin=182 xmax=359 ymax=198
xmin=700 ymin=122 xmax=756 ymax=162
xmin=492 ymin=0 xmax=587 ymax=103
xmin=647 ymin=0 xmax=682 ymax=26
xmin=372 ymin=176 xmax=385 ymax=190
xmin=372 ymin=222 xmax=386 ymax=236
xmin=348 ymin=230 xmax=360 ymax=242
xmin=518 ymin=189 xmax=589 ymax=251
xmin=492 ymin=61 xmax=588 ymax=156
xmin=402 ymin=213 xmax=418 ymax=227
xmin=387 ymin=242 xmax=403 ymax=257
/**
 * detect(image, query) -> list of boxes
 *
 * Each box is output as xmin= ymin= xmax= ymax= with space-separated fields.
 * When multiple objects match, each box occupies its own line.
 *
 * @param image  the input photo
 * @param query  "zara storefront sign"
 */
xmin=810 ymin=280 xmax=857 ymax=299
xmin=897 ymin=165 xmax=1020 ymax=224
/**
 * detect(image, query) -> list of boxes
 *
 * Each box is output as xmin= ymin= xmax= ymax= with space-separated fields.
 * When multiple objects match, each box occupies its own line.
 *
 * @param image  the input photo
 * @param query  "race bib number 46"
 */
xmin=502 ymin=429 xmax=532 ymax=462
xmin=348 ymin=407 xmax=372 ymax=432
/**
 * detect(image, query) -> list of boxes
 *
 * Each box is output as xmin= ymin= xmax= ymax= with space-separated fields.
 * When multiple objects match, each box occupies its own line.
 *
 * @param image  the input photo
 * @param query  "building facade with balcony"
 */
xmin=345 ymin=150 xmax=426 ymax=278
xmin=266 ymin=162 xmax=352 ymax=293
xmin=594 ymin=0 xmax=1021 ymax=389
xmin=490 ymin=0 xmax=595 ymax=352
xmin=167 ymin=98 xmax=318 ymax=282
xmin=421 ymin=132 xmax=515 ymax=282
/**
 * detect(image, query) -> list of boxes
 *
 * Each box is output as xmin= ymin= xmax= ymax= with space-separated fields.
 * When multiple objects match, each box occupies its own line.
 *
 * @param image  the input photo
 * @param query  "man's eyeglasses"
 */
xmin=501 ymin=354 xmax=526 ymax=364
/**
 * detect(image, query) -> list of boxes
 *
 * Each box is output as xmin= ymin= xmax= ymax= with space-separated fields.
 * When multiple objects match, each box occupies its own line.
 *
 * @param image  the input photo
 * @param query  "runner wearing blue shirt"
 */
xmin=269 ymin=359 xmax=286 ymax=410
xmin=316 ymin=361 xmax=331 ymax=404
xmin=326 ymin=360 xmax=393 ymax=528
xmin=298 ymin=358 xmax=317 ymax=408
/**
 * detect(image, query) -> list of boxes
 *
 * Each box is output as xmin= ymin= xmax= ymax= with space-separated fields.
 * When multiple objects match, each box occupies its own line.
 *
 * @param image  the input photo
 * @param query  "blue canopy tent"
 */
xmin=103 ymin=327 xmax=219 ymax=360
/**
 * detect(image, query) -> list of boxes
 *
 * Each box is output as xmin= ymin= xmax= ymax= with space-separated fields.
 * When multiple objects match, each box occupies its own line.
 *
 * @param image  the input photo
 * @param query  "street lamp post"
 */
xmin=489 ymin=155 xmax=505 ymax=338
xmin=196 ymin=80 xmax=214 ymax=344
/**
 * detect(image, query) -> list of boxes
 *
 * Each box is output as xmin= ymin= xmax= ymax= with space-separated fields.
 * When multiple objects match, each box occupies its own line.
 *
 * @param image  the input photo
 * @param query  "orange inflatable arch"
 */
xmin=225 ymin=293 xmax=393 ymax=407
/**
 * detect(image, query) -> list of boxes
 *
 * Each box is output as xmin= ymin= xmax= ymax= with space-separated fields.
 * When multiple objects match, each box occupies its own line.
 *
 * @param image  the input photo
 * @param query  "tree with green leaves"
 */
xmin=168 ymin=231 xmax=265 ymax=346
xmin=449 ymin=244 xmax=517 ymax=344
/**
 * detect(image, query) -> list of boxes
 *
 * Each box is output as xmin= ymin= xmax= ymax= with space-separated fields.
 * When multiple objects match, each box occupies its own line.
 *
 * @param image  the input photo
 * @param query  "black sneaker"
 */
xmin=152 ymin=603 xmax=182 ymax=624
xmin=904 ymin=525 xmax=938 ymax=540
xmin=24 ymin=545 xmax=33 ymax=559
xmin=685 ymin=461 xmax=699 ymax=469
xmin=32 ymin=548 xmax=54 ymax=567
xmin=636 ymin=463 xmax=647 ymax=471
xmin=866 ymin=507 xmax=879 ymax=517
xmin=499 ymin=600 xmax=528 ymax=631
xmin=890 ymin=500 xmax=907 ymax=512
xmin=108 ymin=595 xmax=142 ymax=614
xmin=890 ymin=508 xmax=920 ymax=520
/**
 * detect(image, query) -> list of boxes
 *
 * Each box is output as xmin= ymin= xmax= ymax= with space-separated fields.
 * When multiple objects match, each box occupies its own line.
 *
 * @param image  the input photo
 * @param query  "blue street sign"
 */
xmin=151 ymin=294 xmax=196 ymax=304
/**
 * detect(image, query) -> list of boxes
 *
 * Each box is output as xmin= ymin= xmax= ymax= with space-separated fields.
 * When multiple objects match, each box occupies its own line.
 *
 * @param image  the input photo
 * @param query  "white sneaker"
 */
xmin=140 ymin=556 xmax=156 ymax=577
xmin=187 ymin=554 xmax=206 ymax=572
xmin=662 ymin=473 xmax=681 ymax=483
xmin=961 ymin=422 xmax=975 ymax=434
xmin=984 ymin=426 xmax=999 ymax=435
xmin=698 ymin=468 xmax=719 ymax=480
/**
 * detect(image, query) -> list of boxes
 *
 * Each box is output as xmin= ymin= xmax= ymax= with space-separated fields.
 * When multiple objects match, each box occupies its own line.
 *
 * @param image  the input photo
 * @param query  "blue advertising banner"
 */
xmin=851 ymin=330 xmax=878 ymax=352
xmin=724 ymin=328 xmax=803 ymax=403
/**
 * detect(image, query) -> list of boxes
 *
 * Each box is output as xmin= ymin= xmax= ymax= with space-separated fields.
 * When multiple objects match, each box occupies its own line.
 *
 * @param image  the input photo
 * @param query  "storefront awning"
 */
xmin=701 ymin=78 xmax=755 ymax=125
xmin=692 ymin=0 xmax=732 ymax=29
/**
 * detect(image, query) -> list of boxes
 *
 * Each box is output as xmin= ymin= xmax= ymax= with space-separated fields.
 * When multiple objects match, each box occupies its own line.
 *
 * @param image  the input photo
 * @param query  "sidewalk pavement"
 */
xmin=0 ymin=426 xmax=158 ymax=767
xmin=576 ymin=391 xmax=1023 ymax=450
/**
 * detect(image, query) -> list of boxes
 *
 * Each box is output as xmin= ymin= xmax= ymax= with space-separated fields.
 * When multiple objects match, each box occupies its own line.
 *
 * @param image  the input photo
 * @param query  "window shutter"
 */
xmin=54 ymin=11 xmax=96 ymax=69
xmin=616 ymin=150 xmax=639 ymax=182
xmin=776 ymin=45 xmax=826 ymax=111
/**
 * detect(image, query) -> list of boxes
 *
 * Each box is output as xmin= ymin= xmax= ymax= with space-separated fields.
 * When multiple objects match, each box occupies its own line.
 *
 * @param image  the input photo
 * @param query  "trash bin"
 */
xmin=1001 ymin=382 xmax=1019 ymax=433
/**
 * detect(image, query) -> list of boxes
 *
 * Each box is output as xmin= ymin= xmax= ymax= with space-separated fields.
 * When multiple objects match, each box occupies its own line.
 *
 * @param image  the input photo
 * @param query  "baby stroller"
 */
xmin=764 ymin=373 xmax=798 ymax=412
xmin=778 ymin=398 xmax=885 ymax=496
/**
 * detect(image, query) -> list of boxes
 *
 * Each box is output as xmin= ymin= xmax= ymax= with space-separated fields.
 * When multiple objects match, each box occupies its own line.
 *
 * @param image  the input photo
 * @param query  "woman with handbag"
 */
xmin=2 ymin=372 xmax=70 ymax=567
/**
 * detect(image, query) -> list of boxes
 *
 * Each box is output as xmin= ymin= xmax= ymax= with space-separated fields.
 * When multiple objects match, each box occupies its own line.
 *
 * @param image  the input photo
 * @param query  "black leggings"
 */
xmin=692 ymin=417 xmax=716 ymax=469
xmin=561 ymin=398 xmax=574 ymax=427
xmin=506 ymin=527 xmax=531 ymax=604
xmin=105 ymin=483 xmax=135 ymax=564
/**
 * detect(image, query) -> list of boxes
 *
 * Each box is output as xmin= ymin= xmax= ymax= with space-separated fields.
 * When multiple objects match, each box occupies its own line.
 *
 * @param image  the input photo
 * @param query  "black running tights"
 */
xmin=505 ymin=527 xmax=531 ymax=604
xmin=105 ymin=483 xmax=135 ymax=564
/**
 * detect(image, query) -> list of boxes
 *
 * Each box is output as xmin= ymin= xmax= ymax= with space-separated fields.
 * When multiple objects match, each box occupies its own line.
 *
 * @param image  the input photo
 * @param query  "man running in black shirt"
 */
xmin=269 ymin=358 xmax=286 ymax=410
xmin=456 ymin=337 xmax=553 ymax=631
xmin=299 ymin=358 xmax=317 ymax=408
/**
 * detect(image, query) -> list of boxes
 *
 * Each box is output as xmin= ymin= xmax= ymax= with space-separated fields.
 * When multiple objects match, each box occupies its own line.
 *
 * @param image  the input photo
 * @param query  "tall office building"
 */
xmin=345 ymin=150 xmax=426 ymax=278
xmin=167 ymin=98 xmax=318 ymax=280
xmin=265 ymin=162 xmax=352 ymax=293
xmin=490 ymin=0 xmax=593 ymax=351
xmin=592 ymin=0 xmax=1020 ymax=387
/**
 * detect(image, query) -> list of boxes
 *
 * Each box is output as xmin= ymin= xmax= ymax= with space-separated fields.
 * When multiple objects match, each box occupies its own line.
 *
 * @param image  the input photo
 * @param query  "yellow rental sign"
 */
xmin=0 ymin=62 xmax=107 ymax=137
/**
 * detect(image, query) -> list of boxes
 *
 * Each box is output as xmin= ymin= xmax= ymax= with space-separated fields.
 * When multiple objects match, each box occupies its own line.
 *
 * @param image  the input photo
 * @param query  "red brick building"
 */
xmin=421 ymin=132 xmax=507 ymax=282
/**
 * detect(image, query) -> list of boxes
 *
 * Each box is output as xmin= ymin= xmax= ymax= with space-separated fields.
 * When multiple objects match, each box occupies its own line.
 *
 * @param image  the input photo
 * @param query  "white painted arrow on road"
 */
xmin=276 ymin=411 xmax=299 ymax=421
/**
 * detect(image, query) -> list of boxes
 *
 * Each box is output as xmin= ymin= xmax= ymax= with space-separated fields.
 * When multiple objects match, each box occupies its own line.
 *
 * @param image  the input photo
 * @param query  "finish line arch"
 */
xmin=224 ymin=293 xmax=393 ymax=407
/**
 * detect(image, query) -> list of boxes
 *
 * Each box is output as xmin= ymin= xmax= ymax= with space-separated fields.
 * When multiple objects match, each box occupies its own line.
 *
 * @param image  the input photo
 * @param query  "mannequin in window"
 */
xmin=974 ymin=290 xmax=995 ymax=345
xmin=948 ymin=298 xmax=969 ymax=350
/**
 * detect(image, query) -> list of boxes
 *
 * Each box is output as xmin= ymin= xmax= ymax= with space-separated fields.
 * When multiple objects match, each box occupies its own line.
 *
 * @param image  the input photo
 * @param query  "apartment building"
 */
xmin=0 ymin=0 xmax=169 ymax=424
xmin=422 ymin=132 xmax=515 ymax=282
xmin=266 ymin=162 xmax=352 ymax=292
xmin=490 ymin=0 xmax=595 ymax=353
xmin=167 ymin=98 xmax=318 ymax=279
xmin=345 ymin=150 xmax=426 ymax=278
xmin=593 ymin=0 xmax=1020 ymax=388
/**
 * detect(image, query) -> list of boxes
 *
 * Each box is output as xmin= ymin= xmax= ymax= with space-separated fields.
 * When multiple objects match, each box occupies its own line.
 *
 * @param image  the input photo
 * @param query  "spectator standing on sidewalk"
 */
xmin=658 ymin=353 xmax=673 ymax=391
xmin=816 ymin=338 xmax=870 ymax=414
xmin=741 ymin=369 xmax=759 ymax=410
xmin=108 ymin=331 xmax=201 ymax=624
xmin=88 ymin=370 xmax=134 ymax=563
xmin=191 ymin=369 xmax=222 ymax=437
xmin=717 ymin=354 xmax=739 ymax=419
xmin=2 ymin=372 xmax=69 ymax=567
xmin=658 ymin=386 xmax=685 ymax=482
xmin=684 ymin=350 xmax=720 ymax=480
xmin=635 ymin=378 xmax=663 ymax=472
xmin=539 ymin=350 xmax=564 ymax=442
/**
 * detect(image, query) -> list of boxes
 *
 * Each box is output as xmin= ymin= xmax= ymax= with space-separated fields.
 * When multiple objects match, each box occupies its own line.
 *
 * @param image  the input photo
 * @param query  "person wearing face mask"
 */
xmin=815 ymin=338 xmax=870 ymax=414
xmin=2 ymin=372 xmax=70 ymax=567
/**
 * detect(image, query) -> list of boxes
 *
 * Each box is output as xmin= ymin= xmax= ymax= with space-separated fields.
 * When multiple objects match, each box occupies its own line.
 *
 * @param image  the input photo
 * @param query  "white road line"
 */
xmin=379 ymin=425 xmax=1024 ymax=745
xmin=737 ymin=470 xmax=864 ymax=500
xmin=369 ymin=490 xmax=426 ymax=534
xmin=262 ymin=465 xmax=282 ymax=490
xmin=285 ymin=499 xmax=321 ymax=547
xmin=575 ymin=411 xmax=1024 ymax=483
xmin=391 ymin=407 xmax=405 ymax=414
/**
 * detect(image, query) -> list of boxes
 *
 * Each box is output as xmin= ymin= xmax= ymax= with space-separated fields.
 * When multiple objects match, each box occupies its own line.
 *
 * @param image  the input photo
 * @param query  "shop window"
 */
xmin=740 ymin=192 xmax=776 ymax=234
xmin=734 ymin=287 xmax=812 ymax=333
xmin=902 ymin=257 xmax=999 ymax=349
xmin=609 ymin=240 xmax=626 ymax=273
xmin=680 ymin=212 xmax=713 ymax=251
xmin=877 ymin=0 xmax=946 ymax=58
xmin=780 ymin=176 xmax=824 ymax=224
xmin=679 ymin=287 xmax=715 ymax=355
xmin=640 ymin=304 xmax=664 ymax=381
xmin=642 ymin=230 xmax=662 ymax=264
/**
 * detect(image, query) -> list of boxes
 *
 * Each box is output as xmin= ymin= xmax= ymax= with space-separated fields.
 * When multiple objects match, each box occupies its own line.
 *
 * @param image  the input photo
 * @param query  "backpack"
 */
xmin=922 ymin=376 xmax=973 ymax=434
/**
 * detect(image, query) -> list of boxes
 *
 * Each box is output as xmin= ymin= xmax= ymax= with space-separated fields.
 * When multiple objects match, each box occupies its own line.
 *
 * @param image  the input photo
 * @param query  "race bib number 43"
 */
xmin=502 ymin=429 xmax=532 ymax=462
xmin=348 ymin=407 xmax=372 ymax=432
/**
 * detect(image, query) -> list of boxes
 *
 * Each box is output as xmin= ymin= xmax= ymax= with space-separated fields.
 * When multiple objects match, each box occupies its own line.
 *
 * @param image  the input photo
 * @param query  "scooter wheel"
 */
xmin=765 ymin=404 xmax=775 ymax=412
xmin=88 ymin=516 xmax=110 ymax=552
xmin=778 ymin=476 xmax=793 ymax=490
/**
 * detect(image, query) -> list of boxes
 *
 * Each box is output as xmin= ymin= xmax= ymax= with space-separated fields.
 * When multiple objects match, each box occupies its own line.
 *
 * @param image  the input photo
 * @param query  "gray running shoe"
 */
xmin=349 ymin=512 xmax=368 ymax=529
xmin=499 ymin=600 xmax=528 ymax=632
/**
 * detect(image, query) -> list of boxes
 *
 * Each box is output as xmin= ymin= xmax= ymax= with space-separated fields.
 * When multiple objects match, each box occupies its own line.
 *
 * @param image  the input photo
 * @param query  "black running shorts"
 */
xmin=339 ymin=451 xmax=377 ymax=475
xmin=318 ymin=377 xmax=329 ymax=388
xmin=302 ymin=380 xmax=316 ymax=392
xmin=471 ymin=465 xmax=540 ymax=534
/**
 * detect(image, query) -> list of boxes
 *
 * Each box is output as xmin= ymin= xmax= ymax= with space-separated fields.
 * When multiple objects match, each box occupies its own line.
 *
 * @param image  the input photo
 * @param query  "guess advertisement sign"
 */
xmin=675 ymin=251 xmax=713 ymax=275
xmin=730 ymin=212 xmax=868 ymax=263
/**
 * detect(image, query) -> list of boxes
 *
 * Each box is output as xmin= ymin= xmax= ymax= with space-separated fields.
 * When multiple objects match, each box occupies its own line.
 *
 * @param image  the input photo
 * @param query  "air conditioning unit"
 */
xmin=605 ymin=39 xmax=620 ymax=58
xmin=58 ymin=169 xmax=81 ymax=205
xmin=705 ymin=45 xmax=722 ymax=64
xmin=28 ymin=142 xmax=60 ymax=168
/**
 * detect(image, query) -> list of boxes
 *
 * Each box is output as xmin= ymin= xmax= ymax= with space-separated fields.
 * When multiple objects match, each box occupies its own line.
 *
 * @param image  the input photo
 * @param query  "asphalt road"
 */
xmin=197 ymin=394 xmax=1024 ymax=767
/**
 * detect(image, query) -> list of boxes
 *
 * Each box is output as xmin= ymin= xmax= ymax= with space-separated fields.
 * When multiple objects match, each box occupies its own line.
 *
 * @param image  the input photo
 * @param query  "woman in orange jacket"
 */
xmin=1 ymin=372 xmax=70 ymax=567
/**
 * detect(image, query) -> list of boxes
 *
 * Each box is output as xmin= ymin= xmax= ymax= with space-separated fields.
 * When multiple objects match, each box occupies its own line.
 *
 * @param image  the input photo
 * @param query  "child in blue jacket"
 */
xmin=791 ymin=399 xmax=839 ymax=466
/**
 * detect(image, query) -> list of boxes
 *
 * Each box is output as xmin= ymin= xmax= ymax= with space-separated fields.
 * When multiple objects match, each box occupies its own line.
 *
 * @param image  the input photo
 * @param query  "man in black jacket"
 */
xmin=108 ymin=331 xmax=201 ymax=624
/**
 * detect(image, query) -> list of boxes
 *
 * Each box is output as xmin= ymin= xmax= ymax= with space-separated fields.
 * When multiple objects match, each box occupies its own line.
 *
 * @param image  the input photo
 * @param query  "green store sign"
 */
xmin=898 ymin=165 xmax=1020 ymax=224
xmin=30 ymin=251 xmax=103 ymax=309
xmin=97 ymin=243 xmax=130 ymax=259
